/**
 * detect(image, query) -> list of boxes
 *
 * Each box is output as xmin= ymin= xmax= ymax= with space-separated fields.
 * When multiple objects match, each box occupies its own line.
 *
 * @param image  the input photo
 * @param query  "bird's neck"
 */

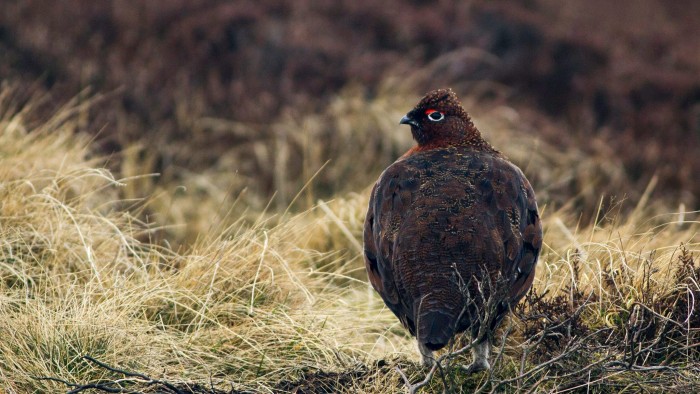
xmin=403 ymin=126 xmax=496 ymax=158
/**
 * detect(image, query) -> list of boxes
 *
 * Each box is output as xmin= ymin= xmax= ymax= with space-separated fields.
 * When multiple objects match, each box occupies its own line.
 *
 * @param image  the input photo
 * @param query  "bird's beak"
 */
xmin=400 ymin=115 xmax=419 ymax=128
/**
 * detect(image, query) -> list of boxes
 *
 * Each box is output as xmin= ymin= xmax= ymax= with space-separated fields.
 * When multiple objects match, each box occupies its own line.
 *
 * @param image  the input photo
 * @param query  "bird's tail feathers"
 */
xmin=417 ymin=309 xmax=456 ymax=351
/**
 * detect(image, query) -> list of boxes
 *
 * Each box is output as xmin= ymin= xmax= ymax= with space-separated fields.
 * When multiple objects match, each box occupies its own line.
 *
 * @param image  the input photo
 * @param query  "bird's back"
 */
xmin=364 ymin=145 xmax=541 ymax=350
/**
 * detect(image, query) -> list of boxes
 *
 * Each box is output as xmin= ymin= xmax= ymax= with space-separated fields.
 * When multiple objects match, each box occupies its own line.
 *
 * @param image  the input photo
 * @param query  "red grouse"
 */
xmin=364 ymin=89 xmax=542 ymax=371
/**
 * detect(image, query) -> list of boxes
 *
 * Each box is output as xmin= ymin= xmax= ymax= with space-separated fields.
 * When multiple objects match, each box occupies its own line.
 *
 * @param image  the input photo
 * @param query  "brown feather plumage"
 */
xmin=364 ymin=88 xmax=542 ymax=369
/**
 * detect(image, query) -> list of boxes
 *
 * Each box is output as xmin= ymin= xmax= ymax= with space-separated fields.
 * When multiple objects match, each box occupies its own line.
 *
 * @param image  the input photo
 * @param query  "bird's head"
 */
xmin=400 ymin=88 xmax=484 ymax=148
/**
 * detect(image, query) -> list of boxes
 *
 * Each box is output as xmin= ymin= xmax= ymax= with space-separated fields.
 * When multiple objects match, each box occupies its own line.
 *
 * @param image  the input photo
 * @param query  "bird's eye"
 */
xmin=426 ymin=110 xmax=444 ymax=122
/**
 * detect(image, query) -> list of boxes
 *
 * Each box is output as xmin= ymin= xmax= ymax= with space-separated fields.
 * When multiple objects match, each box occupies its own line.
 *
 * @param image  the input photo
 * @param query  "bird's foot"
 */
xmin=462 ymin=338 xmax=490 ymax=373
xmin=461 ymin=359 xmax=490 ymax=374
xmin=418 ymin=342 xmax=435 ymax=368
xmin=421 ymin=354 xmax=435 ymax=368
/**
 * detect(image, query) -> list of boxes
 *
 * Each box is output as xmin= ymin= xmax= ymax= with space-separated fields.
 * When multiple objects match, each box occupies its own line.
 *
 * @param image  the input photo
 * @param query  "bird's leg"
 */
xmin=463 ymin=336 xmax=490 ymax=373
xmin=418 ymin=342 xmax=435 ymax=367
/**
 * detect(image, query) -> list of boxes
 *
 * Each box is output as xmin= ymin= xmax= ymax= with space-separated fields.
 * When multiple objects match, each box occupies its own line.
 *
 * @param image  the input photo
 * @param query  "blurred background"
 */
xmin=2 ymin=0 xmax=699 ymax=240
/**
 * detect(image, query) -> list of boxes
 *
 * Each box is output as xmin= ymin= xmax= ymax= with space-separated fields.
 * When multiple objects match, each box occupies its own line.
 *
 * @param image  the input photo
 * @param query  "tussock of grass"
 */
xmin=0 ymin=90 xmax=698 ymax=393
xmin=0 ymin=93 xmax=413 ymax=392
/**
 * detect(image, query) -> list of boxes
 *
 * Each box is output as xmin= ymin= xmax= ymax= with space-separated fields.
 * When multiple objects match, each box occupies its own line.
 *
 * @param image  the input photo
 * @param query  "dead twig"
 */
xmin=35 ymin=355 xmax=186 ymax=394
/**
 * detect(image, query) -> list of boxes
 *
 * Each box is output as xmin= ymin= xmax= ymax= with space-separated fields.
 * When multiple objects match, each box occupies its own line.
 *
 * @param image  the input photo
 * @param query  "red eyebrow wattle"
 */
xmin=425 ymin=109 xmax=438 ymax=115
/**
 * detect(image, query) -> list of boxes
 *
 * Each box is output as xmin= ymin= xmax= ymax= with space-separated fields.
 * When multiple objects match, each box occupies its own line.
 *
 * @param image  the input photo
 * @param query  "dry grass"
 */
xmin=0 ymin=87 xmax=698 ymax=393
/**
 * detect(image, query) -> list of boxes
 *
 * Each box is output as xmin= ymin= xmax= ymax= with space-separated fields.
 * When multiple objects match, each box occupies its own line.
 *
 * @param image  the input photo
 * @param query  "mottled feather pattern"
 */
xmin=364 ymin=89 xmax=542 ymax=365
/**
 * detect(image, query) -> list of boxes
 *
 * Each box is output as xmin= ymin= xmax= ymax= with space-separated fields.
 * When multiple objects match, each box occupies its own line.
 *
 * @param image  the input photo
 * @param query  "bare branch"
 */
xmin=34 ymin=355 xmax=187 ymax=394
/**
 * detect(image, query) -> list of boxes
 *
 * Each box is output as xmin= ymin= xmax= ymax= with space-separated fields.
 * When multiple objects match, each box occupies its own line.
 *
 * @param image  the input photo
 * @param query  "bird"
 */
xmin=363 ymin=88 xmax=542 ymax=371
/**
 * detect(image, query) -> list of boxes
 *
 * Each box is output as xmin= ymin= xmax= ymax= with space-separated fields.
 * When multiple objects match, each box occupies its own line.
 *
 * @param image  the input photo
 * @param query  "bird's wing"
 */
xmin=509 ymin=181 xmax=542 ymax=302
xmin=491 ymin=161 xmax=542 ymax=304
xmin=363 ymin=162 xmax=420 ymax=333
xmin=445 ymin=155 xmax=541 ymax=332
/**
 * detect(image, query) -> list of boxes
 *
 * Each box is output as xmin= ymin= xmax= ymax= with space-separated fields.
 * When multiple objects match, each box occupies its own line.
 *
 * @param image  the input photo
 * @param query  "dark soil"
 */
xmin=272 ymin=364 xmax=377 ymax=394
